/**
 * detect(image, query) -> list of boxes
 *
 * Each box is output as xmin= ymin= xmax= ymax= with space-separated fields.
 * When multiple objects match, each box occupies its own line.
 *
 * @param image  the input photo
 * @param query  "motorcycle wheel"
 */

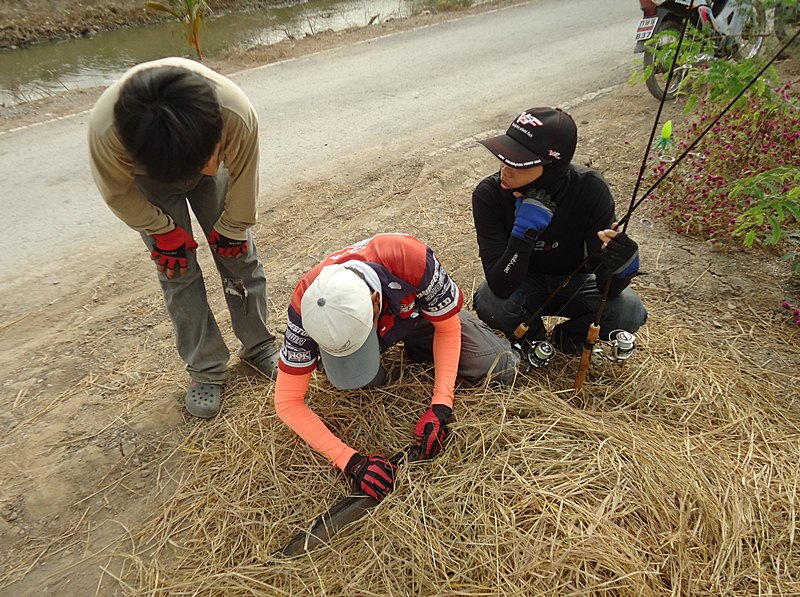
xmin=643 ymin=21 xmax=690 ymax=101
xmin=730 ymin=2 xmax=768 ymax=60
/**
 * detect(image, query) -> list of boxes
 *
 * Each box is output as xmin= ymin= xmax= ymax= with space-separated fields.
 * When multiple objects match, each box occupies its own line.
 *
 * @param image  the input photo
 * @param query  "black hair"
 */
xmin=113 ymin=66 xmax=223 ymax=183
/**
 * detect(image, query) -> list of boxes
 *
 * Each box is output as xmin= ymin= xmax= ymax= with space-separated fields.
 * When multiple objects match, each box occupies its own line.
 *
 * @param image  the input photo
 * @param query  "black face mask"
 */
xmin=520 ymin=130 xmax=575 ymax=196
xmin=516 ymin=132 xmax=577 ymax=200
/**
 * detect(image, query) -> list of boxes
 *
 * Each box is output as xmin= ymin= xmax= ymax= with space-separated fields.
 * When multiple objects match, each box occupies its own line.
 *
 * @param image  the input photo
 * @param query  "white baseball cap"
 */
xmin=301 ymin=264 xmax=380 ymax=389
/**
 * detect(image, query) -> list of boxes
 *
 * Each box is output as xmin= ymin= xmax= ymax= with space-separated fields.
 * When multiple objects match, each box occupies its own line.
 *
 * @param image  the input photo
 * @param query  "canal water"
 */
xmin=0 ymin=0 xmax=418 ymax=107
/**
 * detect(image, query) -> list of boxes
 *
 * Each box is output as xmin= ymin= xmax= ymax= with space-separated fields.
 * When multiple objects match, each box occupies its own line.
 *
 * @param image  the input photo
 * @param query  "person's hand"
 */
xmin=511 ymin=189 xmax=555 ymax=241
xmin=414 ymin=404 xmax=453 ymax=459
xmin=150 ymin=226 xmax=198 ymax=279
xmin=209 ymin=228 xmax=248 ymax=258
xmin=345 ymin=453 xmax=397 ymax=500
xmin=599 ymin=229 xmax=640 ymax=277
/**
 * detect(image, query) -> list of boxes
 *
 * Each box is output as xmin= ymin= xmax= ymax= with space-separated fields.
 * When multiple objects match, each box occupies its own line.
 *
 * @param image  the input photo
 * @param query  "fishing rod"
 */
xmin=510 ymin=25 xmax=800 ymax=379
xmin=514 ymin=13 xmax=689 ymax=373
xmin=572 ymin=24 xmax=800 ymax=391
xmin=573 ymin=14 xmax=688 ymax=391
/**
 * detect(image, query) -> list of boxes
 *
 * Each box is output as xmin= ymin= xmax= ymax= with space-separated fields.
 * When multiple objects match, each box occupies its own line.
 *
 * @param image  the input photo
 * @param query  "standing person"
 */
xmin=88 ymin=57 xmax=280 ymax=419
xmin=472 ymin=107 xmax=647 ymax=355
xmin=275 ymin=233 xmax=517 ymax=500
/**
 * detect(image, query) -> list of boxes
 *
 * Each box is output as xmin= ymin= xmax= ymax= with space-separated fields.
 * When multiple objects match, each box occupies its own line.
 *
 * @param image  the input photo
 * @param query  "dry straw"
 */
xmin=116 ymin=310 xmax=800 ymax=596
xmin=108 ymin=138 xmax=799 ymax=595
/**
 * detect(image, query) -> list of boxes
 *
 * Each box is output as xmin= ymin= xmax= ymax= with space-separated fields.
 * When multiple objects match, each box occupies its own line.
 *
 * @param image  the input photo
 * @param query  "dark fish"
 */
xmin=278 ymin=445 xmax=421 ymax=557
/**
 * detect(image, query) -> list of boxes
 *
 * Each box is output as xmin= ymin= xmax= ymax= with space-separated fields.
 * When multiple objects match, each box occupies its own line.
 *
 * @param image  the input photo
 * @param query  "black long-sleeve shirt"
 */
xmin=472 ymin=166 xmax=633 ymax=299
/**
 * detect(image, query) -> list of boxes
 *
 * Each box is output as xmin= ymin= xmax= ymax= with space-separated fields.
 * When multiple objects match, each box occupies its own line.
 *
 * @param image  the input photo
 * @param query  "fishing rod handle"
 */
xmin=573 ymin=323 xmax=600 ymax=393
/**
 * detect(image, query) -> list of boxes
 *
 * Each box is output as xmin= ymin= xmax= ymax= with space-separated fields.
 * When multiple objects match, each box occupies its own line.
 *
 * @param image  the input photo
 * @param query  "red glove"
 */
xmin=209 ymin=228 xmax=248 ymax=258
xmin=345 ymin=453 xmax=397 ymax=500
xmin=151 ymin=226 xmax=197 ymax=278
xmin=414 ymin=404 xmax=453 ymax=459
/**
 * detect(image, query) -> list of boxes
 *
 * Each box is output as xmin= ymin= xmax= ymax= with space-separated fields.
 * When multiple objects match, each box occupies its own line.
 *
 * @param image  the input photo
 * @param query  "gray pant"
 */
xmin=136 ymin=169 xmax=276 ymax=384
xmin=395 ymin=311 xmax=520 ymax=386
xmin=473 ymin=274 xmax=647 ymax=354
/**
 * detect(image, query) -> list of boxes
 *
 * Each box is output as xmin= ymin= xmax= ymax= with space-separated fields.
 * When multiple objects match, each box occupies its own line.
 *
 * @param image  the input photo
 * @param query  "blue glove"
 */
xmin=511 ymin=191 xmax=554 ymax=241
xmin=601 ymin=232 xmax=640 ymax=277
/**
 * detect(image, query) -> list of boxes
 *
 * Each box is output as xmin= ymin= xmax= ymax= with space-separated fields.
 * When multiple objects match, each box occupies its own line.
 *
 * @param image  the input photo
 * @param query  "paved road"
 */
xmin=0 ymin=0 xmax=639 ymax=301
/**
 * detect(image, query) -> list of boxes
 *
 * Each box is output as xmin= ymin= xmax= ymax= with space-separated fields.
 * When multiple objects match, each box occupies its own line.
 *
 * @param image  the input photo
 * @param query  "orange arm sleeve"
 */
xmin=274 ymin=371 xmax=357 ymax=470
xmin=430 ymin=314 xmax=462 ymax=408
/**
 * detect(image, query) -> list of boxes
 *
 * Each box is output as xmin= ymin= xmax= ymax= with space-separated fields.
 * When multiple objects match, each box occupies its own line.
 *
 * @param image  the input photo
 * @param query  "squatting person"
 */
xmin=274 ymin=233 xmax=518 ymax=500
xmin=472 ymin=106 xmax=648 ymax=354
xmin=88 ymin=57 xmax=280 ymax=418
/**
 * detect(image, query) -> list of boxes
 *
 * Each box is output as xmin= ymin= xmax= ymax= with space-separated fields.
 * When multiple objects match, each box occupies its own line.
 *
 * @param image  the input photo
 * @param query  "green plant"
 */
xmin=731 ymin=165 xmax=800 ymax=271
xmin=681 ymin=56 xmax=782 ymax=113
xmin=647 ymin=76 xmax=799 ymax=272
xmin=144 ymin=0 xmax=211 ymax=60
xmin=632 ymin=25 xmax=717 ymax=96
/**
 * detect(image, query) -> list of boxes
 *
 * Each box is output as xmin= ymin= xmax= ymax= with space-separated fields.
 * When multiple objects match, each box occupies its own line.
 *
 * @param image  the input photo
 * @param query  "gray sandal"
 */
xmin=239 ymin=348 xmax=280 ymax=380
xmin=185 ymin=382 xmax=222 ymax=418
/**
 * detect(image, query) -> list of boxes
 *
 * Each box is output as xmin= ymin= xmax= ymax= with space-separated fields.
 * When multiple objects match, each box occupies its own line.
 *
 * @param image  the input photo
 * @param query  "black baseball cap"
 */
xmin=478 ymin=107 xmax=577 ymax=168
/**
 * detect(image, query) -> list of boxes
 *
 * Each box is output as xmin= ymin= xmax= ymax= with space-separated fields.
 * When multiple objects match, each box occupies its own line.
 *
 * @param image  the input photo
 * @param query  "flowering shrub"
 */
xmin=783 ymin=299 xmax=800 ymax=327
xmin=647 ymin=79 xmax=799 ymax=270
xmin=641 ymin=52 xmax=800 ymax=327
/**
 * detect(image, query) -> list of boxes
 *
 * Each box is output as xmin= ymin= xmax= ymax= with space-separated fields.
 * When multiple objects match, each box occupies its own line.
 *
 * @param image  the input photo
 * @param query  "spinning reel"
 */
xmin=511 ymin=339 xmax=555 ymax=372
xmin=512 ymin=329 xmax=637 ymax=372
xmin=590 ymin=329 xmax=637 ymax=364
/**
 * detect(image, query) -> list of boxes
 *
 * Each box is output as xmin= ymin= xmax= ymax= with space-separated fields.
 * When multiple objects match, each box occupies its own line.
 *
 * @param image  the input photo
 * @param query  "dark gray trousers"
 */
xmin=135 ymin=169 xmax=276 ymax=383
xmin=397 ymin=311 xmax=520 ymax=386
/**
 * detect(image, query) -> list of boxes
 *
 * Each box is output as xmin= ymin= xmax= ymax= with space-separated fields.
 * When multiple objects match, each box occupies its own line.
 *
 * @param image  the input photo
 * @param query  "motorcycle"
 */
xmin=634 ymin=0 xmax=769 ymax=100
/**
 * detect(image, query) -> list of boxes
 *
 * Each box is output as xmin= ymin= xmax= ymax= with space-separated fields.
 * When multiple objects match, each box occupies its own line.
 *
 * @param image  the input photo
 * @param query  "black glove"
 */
xmin=511 ymin=189 xmax=556 ymax=241
xmin=414 ymin=404 xmax=453 ymax=459
xmin=523 ymin=188 xmax=557 ymax=213
xmin=345 ymin=453 xmax=397 ymax=500
xmin=600 ymin=232 xmax=640 ymax=277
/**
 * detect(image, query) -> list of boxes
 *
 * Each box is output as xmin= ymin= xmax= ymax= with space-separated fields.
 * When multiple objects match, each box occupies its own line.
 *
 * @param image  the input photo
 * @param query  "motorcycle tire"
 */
xmin=729 ymin=2 xmax=768 ymax=61
xmin=643 ymin=20 xmax=689 ymax=101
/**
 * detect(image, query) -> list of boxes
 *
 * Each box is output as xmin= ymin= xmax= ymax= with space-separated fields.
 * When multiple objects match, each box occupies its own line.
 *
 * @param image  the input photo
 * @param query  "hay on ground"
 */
xmin=117 ymin=314 xmax=800 ymax=596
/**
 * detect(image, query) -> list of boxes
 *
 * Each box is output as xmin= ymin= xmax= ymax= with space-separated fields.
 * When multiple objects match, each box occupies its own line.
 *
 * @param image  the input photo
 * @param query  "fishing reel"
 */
xmin=511 ymin=339 xmax=556 ymax=372
xmin=591 ymin=329 xmax=637 ymax=365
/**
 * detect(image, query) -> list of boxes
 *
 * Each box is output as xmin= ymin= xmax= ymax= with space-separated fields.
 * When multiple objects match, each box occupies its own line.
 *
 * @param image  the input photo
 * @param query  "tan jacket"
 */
xmin=88 ymin=57 xmax=260 ymax=240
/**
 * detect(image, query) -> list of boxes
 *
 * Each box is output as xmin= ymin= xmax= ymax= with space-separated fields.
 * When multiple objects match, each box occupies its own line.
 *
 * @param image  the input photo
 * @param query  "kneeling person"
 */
xmin=472 ymin=107 xmax=648 ymax=354
xmin=275 ymin=233 xmax=517 ymax=500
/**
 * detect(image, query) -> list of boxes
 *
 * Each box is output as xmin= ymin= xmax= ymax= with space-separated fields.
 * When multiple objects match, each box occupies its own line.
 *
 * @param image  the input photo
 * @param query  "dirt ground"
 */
xmin=1 ymin=6 xmax=799 ymax=597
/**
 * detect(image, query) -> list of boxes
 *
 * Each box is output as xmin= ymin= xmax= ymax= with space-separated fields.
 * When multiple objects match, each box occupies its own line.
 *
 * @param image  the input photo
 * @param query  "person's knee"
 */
xmin=458 ymin=348 xmax=520 ymax=386
xmin=457 ymin=312 xmax=520 ymax=386
xmin=487 ymin=349 xmax=520 ymax=386
xmin=473 ymin=282 xmax=513 ymax=335
xmin=607 ymin=291 xmax=648 ymax=333
xmin=472 ymin=282 xmax=494 ymax=317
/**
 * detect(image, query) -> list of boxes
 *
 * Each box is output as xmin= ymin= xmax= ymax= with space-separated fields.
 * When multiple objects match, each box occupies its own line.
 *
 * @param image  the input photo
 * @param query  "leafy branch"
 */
xmin=144 ymin=0 xmax=211 ymax=60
